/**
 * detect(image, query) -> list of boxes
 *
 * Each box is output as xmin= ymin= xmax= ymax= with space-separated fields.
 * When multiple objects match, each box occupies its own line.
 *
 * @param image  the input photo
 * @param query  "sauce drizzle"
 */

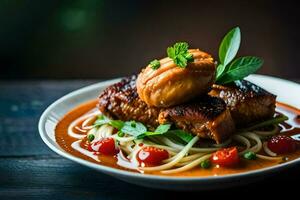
xmin=55 ymin=100 xmax=300 ymax=177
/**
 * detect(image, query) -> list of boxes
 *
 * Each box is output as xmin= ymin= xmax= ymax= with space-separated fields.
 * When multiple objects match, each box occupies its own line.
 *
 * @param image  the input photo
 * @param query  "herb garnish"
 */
xmin=216 ymin=27 xmax=264 ymax=84
xmin=200 ymin=160 xmax=211 ymax=169
xmin=136 ymin=124 xmax=171 ymax=139
xmin=165 ymin=129 xmax=194 ymax=143
xmin=94 ymin=115 xmax=124 ymax=129
xmin=243 ymin=151 xmax=257 ymax=160
xmin=167 ymin=42 xmax=194 ymax=68
xmin=87 ymin=134 xmax=95 ymax=142
xmin=149 ymin=59 xmax=160 ymax=69
xmin=94 ymin=115 xmax=193 ymax=143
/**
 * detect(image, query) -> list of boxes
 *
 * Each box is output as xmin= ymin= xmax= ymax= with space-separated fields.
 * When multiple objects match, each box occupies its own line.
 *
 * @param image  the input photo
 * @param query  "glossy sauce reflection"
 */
xmin=55 ymin=100 xmax=300 ymax=177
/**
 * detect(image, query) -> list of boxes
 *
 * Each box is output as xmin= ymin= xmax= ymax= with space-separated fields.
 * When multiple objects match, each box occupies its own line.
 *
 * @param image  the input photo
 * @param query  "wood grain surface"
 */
xmin=1 ymin=80 xmax=300 ymax=200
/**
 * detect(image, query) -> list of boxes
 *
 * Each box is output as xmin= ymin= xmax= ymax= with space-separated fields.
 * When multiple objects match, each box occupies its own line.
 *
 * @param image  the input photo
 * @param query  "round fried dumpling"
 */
xmin=136 ymin=49 xmax=216 ymax=107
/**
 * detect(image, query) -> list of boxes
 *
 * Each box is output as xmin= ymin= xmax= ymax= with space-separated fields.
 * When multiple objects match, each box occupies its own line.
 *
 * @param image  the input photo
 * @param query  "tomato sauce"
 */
xmin=55 ymin=100 xmax=300 ymax=177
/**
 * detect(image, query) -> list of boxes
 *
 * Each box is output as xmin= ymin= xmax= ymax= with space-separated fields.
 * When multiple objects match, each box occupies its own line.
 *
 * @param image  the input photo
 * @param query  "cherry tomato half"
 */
xmin=267 ymin=135 xmax=298 ymax=154
xmin=211 ymin=147 xmax=240 ymax=167
xmin=137 ymin=146 xmax=169 ymax=166
xmin=89 ymin=138 xmax=117 ymax=155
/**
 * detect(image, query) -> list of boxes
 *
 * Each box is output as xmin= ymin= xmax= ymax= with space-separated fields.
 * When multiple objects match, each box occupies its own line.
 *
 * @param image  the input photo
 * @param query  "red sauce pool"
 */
xmin=55 ymin=100 xmax=300 ymax=177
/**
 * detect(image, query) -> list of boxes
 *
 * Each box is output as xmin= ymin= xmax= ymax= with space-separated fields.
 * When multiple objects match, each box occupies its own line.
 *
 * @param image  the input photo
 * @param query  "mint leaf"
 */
xmin=219 ymin=27 xmax=241 ymax=66
xmin=166 ymin=130 xmax=194 ymax=143
xmin=216 ymin=64 xmax=226 ymax=80
xmin=217 ymin=56 xmax=263 ymax=84
xmin=121 ymin=121 xmax=147 ymax=137
xmin=137 ymin=124 xmax=171 ymax=139
xmin=155 ymin=124 xmax=171 ymax=134
xmin=94 ymin=115 xmax=124 ymax=129
xmin=109 ymin=120 xmax=124 ymax=130
xmin=94 ymin=115 xmax=110 ymax=126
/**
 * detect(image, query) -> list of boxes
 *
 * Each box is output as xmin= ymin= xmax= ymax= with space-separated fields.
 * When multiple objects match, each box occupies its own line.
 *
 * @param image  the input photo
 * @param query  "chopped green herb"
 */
xmin=167 ymin=42 xmax=193 ymax=68
xmin=149 ymin=59 xmax=160 ymax=69
xmin=87 ymin=134 xmax=95 ymax=142
xmin=243 ymin=151 xmax=256 ymax=160
xmin=117 ymin=131 xmax=125 ymax=137
xmin=200 ymin=160 xmax=211 ymax=169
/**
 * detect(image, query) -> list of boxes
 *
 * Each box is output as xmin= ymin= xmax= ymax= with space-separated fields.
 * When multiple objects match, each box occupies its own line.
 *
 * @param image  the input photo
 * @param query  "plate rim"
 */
xmin=38 ymin=74 xmax=300 ymax=182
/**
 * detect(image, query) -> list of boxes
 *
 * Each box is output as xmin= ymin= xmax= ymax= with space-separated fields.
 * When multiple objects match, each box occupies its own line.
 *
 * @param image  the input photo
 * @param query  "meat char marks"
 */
xmin=209 ymin=80 xmax=276 ymax=127
xmin=98 ymin=75 xmax=161 ymax=127
xmin=158 ymin=96 xmax=235 ymax=143
xmin=98 ymin=75 xmax=235 ymax=143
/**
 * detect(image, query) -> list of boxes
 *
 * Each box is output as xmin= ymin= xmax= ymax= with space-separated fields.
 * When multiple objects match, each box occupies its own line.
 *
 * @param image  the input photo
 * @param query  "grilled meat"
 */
xmin=158 ymin=96 xmax=235 ymax=143
xmin=209 ymin=80 xmax=276 ymax=127
xmin=98 ymin=75 xmax=161 ymax=127
xmin=98 ymin=75 xmax=235 ymax=143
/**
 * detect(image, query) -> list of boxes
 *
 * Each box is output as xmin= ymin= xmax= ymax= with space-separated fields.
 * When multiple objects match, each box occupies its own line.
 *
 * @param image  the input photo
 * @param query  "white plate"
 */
xmin=38 ymin=74 xmax=300 ymax=190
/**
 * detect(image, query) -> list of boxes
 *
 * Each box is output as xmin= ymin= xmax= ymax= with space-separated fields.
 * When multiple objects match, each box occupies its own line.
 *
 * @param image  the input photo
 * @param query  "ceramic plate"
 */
xmin=38 ymin=74 xmax=300 ymax=190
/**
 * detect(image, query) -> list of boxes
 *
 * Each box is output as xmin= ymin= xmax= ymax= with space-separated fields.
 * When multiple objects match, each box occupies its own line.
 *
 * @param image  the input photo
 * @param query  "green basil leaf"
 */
xmin=121 ymin=121 xmax=147 ymax=137
xmin=137 ymin=124 xmax=171 ymax=139
xmin=94 ymin=115 xmax=110 ymax=126
xmin=219 ymin=27 xmax=241 ymax=66
xmin=216 ymin=64 xmax=226 ymax=80
xmin=137 ymin=131 xmax=160 ymax=139
xmin=109 ymin=120 xmax=124 ymax=130
xmin=218 ymin=56 xmax=263 ymax=84
xmin=166 ymin=130 xmax=194 ymax=143
xmin=155 ymin=124 xmax=171 ymax=134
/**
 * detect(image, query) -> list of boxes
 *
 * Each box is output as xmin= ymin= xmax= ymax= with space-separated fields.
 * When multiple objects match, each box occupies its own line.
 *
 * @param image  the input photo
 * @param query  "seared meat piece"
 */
xmin=209 ymin=80 xmax=276 ymax=127
xmin=98 ymin=75 xmax=161 ymax=127
xmin=98 ymin=75 xmax=235 ymax=143
xmin=158 ymin=96 xmax=235 ymax=143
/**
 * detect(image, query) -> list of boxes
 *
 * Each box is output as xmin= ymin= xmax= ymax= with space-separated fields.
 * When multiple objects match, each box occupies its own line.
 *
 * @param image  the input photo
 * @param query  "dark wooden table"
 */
xmin=1 ymin=80 xmax=300 ymax=200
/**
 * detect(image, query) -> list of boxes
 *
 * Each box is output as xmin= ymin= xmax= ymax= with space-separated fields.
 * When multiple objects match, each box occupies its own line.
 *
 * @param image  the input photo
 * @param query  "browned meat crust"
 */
xmin=158 ymin=96 xmax=235 ymax=143
xmin=98 ymin=75 xmax=161 ymax=128
xmin=98 ymin=75 xmax=235 ymax=143
xmin=136 ymin=49 xmax=215 ymax=107
xmin=209 ymin=80 xmax=276 ymax=127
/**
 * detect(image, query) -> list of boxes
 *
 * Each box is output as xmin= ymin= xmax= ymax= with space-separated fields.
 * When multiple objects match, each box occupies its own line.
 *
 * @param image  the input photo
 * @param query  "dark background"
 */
xmin=1 ymin=0 xmax=299 ymax=80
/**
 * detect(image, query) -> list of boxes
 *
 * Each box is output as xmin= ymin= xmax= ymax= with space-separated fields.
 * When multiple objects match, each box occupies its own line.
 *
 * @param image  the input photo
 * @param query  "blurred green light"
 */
xmin=61 ymin=9 xmax=87 ymax=31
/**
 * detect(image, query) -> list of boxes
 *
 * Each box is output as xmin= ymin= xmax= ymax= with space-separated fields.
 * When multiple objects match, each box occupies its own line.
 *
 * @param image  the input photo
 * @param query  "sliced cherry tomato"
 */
xmin=137 ymin=146 xmax=169 ymax=166
xmin=267 ymin=135 xmax=298 ymax=154
xmin=211 ymin=147 xmax=240 ymax=167
xmin=89 ymin=138 xmax=117 ymax=155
